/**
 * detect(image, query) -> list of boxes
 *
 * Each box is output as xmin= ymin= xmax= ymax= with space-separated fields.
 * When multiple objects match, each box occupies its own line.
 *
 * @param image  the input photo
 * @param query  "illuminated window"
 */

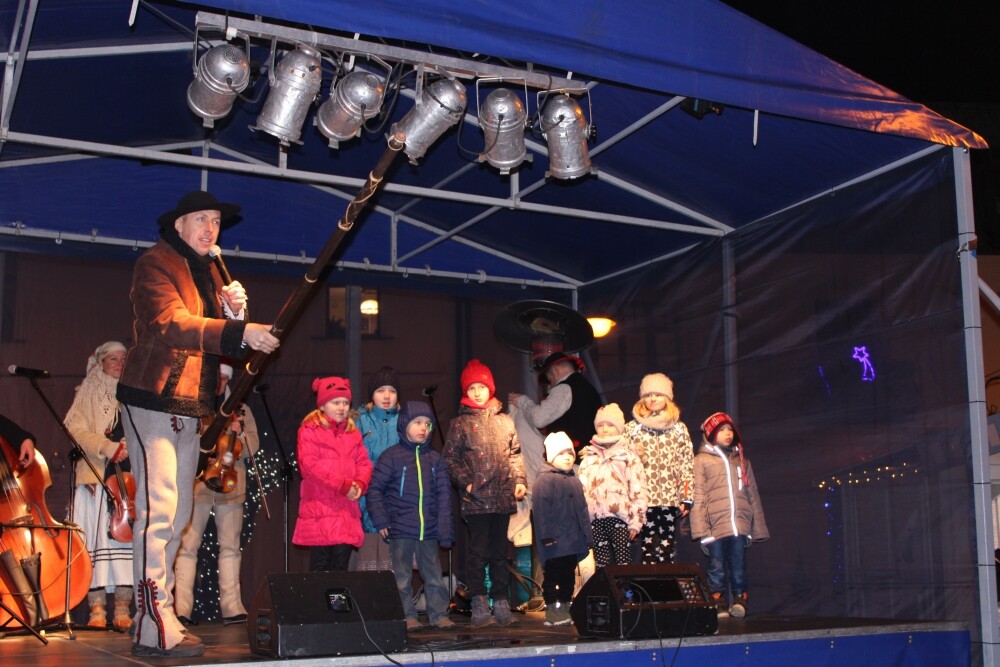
xmin=327 ymin=286 xmax=380 ymax=338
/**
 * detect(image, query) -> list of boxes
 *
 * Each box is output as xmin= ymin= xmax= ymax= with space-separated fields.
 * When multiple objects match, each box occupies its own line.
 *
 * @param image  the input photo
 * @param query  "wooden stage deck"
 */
xmin=0 ymin=608 xmax=968 ymax=667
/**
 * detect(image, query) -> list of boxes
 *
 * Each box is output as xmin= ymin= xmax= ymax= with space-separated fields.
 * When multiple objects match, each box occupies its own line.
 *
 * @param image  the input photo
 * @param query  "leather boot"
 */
xmin=113 ymin=585 xmax=133 ymax=630
xmin=470 ymin=595 xmax=495 ymax=627
xmin=492 ymin=598 xmax=518 ymax=626
xmin=87 ymin=589 xmax=107 ymax=628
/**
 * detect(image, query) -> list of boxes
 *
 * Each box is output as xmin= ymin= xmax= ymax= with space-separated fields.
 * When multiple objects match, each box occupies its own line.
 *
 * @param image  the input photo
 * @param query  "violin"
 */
xmin=0 ymin=433 xmax=92 ymax=627
xmin=103 ymin=424 xmax=135 ymax=543
xmin=201 ymin=417 xmax=243 ymax=494
xmin=104 ymin=461 xmax=136 ymax=543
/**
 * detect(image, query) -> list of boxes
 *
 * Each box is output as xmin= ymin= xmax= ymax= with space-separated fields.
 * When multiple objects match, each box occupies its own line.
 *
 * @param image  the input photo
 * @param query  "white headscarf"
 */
xmin=66 ymin=340 xmax=126 ymax=434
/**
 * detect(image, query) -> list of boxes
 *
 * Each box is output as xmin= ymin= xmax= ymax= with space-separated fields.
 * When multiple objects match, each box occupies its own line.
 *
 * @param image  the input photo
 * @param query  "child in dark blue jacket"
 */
xmin=532 ymin=432 xmax=593 ymax=626
xmin=367 ymin=401 xmax=455 ymax=630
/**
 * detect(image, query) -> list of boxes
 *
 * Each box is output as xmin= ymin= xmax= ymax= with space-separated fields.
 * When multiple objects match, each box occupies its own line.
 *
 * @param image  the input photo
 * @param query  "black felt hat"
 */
xmin=157 ymin=190 xmax=241 ymax=228
xmin=535 ymin=351 xmax=585 ymax=382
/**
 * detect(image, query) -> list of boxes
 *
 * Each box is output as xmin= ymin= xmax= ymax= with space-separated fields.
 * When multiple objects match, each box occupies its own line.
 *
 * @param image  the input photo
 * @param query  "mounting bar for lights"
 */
xmin=195 ymin=12 xmax=584 ymax=92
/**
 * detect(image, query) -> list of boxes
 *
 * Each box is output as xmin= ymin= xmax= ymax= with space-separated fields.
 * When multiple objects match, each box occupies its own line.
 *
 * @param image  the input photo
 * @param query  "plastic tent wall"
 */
xmin=581 ymin=146 xmax=994 ymax=662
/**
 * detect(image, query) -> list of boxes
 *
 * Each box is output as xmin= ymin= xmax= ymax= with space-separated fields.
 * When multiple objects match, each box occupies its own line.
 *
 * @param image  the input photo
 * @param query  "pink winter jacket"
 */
xmin=292 ymin=417 xmax=372 ymax=548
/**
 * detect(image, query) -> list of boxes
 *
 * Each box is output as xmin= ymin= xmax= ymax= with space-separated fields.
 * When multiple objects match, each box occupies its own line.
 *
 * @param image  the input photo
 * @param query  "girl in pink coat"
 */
xmin=293 ymin=376 xmax=373 ymax=571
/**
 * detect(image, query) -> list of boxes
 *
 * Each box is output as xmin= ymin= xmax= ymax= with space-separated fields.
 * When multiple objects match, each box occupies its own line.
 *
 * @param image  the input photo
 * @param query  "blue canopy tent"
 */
xmin=0 ymin=1 xmax=994 ymax=663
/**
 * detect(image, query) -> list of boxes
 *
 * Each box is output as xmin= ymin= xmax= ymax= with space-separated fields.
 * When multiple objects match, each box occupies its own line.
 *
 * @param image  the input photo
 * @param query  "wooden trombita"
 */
xmin=201 ymin=131 xmax=407 ymax=450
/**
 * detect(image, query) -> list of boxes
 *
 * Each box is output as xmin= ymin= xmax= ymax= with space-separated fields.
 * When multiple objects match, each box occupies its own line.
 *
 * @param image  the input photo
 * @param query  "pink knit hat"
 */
xmin=594 ymin=403 xmax=625 ymax=434
xmin=313 ymin=376 xmax=352 ymax=408
xmin=639 ymin=373 xmax=674 ymax=400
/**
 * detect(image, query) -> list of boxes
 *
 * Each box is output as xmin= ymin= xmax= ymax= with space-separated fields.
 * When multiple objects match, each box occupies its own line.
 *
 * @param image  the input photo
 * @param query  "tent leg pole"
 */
xmin=955 ymin=146 xmax=1000 ymax=667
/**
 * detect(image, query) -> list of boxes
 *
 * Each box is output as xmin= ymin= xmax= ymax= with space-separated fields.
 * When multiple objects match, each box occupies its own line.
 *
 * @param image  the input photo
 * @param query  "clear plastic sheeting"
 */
xmin=582 ymin=148 xmax=982 ymax=647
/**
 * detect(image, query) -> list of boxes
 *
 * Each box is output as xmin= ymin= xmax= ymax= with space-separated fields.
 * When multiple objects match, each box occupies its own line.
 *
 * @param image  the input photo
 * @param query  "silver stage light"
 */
xmin=391 ymin=78 xmax=467 ymax=162
xmin=316 ymin=70 xmax=385 ymax=148
xmin=253 ymin=45 xmax=323 ymax=145
xmin=478 ymin=88 xmax=527 ymax=173
xmin=187 ymin=44 xmax=250 ymax=127
xmin=540 ymin=93 xmax=593 ymax=180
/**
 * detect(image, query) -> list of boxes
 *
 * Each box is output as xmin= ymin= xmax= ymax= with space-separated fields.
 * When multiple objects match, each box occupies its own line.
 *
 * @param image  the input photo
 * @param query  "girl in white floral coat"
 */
xmin=578 ymin=403 xmax=648 ymax=566
xmin=622 ymin=373 xmax=694 ymax=564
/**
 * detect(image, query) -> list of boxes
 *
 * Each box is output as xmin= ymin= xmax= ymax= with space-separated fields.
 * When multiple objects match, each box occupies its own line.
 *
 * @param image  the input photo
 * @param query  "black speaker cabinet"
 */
xmin=248 ymin=571 xmax=406 ymax=658
xmin=570 ymin=564 xmax=718 ymax=639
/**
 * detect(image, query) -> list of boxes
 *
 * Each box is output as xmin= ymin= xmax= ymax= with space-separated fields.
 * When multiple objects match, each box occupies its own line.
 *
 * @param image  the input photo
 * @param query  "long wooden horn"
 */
xmin=201 ymin=131 xmax=406 ymax=448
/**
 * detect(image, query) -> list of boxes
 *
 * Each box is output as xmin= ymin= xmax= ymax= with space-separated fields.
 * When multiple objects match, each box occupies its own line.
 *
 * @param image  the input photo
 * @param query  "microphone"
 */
xmin=208 ymin=245 xmax=234 ymax=285
xmin=8 ymin=365 xmax=50 ymax=378
xmin=421 ymin=384 xmax=438 ymax=397
xmin=253 ymin=383 xmax=270 ymax=394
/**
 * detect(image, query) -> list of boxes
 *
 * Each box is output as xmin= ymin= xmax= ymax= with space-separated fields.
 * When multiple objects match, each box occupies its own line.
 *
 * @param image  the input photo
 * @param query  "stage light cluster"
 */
xmin=185 ymin=20 xmax=595 ymax=178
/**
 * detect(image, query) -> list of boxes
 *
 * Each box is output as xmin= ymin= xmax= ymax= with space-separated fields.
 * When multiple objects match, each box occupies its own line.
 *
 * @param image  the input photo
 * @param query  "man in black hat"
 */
xmin=117 ymin=190 xmax=279 ymax=658
xmin=509 ymin=352 xmax=602 ymax=461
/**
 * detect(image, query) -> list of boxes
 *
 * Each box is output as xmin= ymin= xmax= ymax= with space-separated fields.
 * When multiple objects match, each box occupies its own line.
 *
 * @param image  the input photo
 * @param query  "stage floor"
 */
xmin=0 ymin=609 xmax=969 ymax=667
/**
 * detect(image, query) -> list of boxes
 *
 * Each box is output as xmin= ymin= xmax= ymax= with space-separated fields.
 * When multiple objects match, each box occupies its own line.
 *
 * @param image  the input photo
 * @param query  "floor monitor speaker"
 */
xmin=247 ymin=570 xmax=406 ymax=658
xmin=570 ymin=563 xmax=718 ymax=639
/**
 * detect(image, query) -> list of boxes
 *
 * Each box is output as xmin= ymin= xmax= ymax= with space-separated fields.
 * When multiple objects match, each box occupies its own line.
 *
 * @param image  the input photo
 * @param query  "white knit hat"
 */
xmin=544 ymin=432 xmax=574 ymax=463
xmin=639 ymin=373 xmax=674 ymax=400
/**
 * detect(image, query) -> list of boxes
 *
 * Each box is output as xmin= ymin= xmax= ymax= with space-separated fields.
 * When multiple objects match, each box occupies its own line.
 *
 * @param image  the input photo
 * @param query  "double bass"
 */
xmin=0 ymin=434 xmax=92 ymax=627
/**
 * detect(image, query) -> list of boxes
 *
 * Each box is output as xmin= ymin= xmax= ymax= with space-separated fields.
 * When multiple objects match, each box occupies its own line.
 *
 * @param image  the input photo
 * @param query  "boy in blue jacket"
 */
xmin=367 ymin=401 xmax=455 ymax=630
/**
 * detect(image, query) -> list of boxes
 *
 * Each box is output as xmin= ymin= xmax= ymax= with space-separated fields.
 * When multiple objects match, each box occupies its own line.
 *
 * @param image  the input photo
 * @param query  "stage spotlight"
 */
xmin=316 ymin=70 xmax=385 ymax=148
xmin=540 ymin=93 xmax=593 ymax=180
xmin=478 ymin=88 xmax=527 ymax=174
xmin=252 ymin=45 xmax=323 ymax=145
xmin=391 ymin=78 xmax=467 ymax=162
xmin=187 ymin=44 xmax=250 ymax=127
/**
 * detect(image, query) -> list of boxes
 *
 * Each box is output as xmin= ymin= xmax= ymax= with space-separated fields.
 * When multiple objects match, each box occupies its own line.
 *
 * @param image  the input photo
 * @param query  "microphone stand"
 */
xmin=253 ymin=385 xmax=295 ymax=573
xmin=21 ymin=375 xmax=110 ymax=638
xmin=422 ymin=387 xmax=447 ymax=450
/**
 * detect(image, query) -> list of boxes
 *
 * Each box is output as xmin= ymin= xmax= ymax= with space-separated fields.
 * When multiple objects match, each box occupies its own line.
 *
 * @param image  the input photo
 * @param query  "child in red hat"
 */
xmin=292 ymin=376 xmax=372 ymax=572
xmin=443 ymin=359 xmax=527 ymax=627
xmin=691 ymin=412 xmax=769 ymax=618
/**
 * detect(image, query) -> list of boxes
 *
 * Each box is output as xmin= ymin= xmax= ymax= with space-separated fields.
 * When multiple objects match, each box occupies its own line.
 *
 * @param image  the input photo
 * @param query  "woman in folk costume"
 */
xmin=64 ymin=340 xmax=134 ymax=629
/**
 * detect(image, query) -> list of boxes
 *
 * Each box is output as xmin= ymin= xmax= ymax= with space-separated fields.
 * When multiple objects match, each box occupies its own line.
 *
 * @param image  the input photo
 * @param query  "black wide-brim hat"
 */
xmin=157 ymin=190 xmax=241 ymax=228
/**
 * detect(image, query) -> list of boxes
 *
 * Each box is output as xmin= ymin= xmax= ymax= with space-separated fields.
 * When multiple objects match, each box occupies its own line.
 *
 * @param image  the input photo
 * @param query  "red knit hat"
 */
xmin=701 ymin=411 xmax=748 ymax=486
xmin=460 ymin=359 xmax=495 ymax=397
xmin=313 ymin=376 xmax=352 ymax=408
xmin=700 ymin=411 xmax=742 ymax=445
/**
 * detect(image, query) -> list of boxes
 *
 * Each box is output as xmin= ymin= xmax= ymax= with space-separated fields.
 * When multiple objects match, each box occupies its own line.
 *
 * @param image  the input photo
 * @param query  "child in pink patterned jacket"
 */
xmin=292 ymin=376 xmax=373 ymax=572
xmin=578 ymin=403 xmax=648 ymax=566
